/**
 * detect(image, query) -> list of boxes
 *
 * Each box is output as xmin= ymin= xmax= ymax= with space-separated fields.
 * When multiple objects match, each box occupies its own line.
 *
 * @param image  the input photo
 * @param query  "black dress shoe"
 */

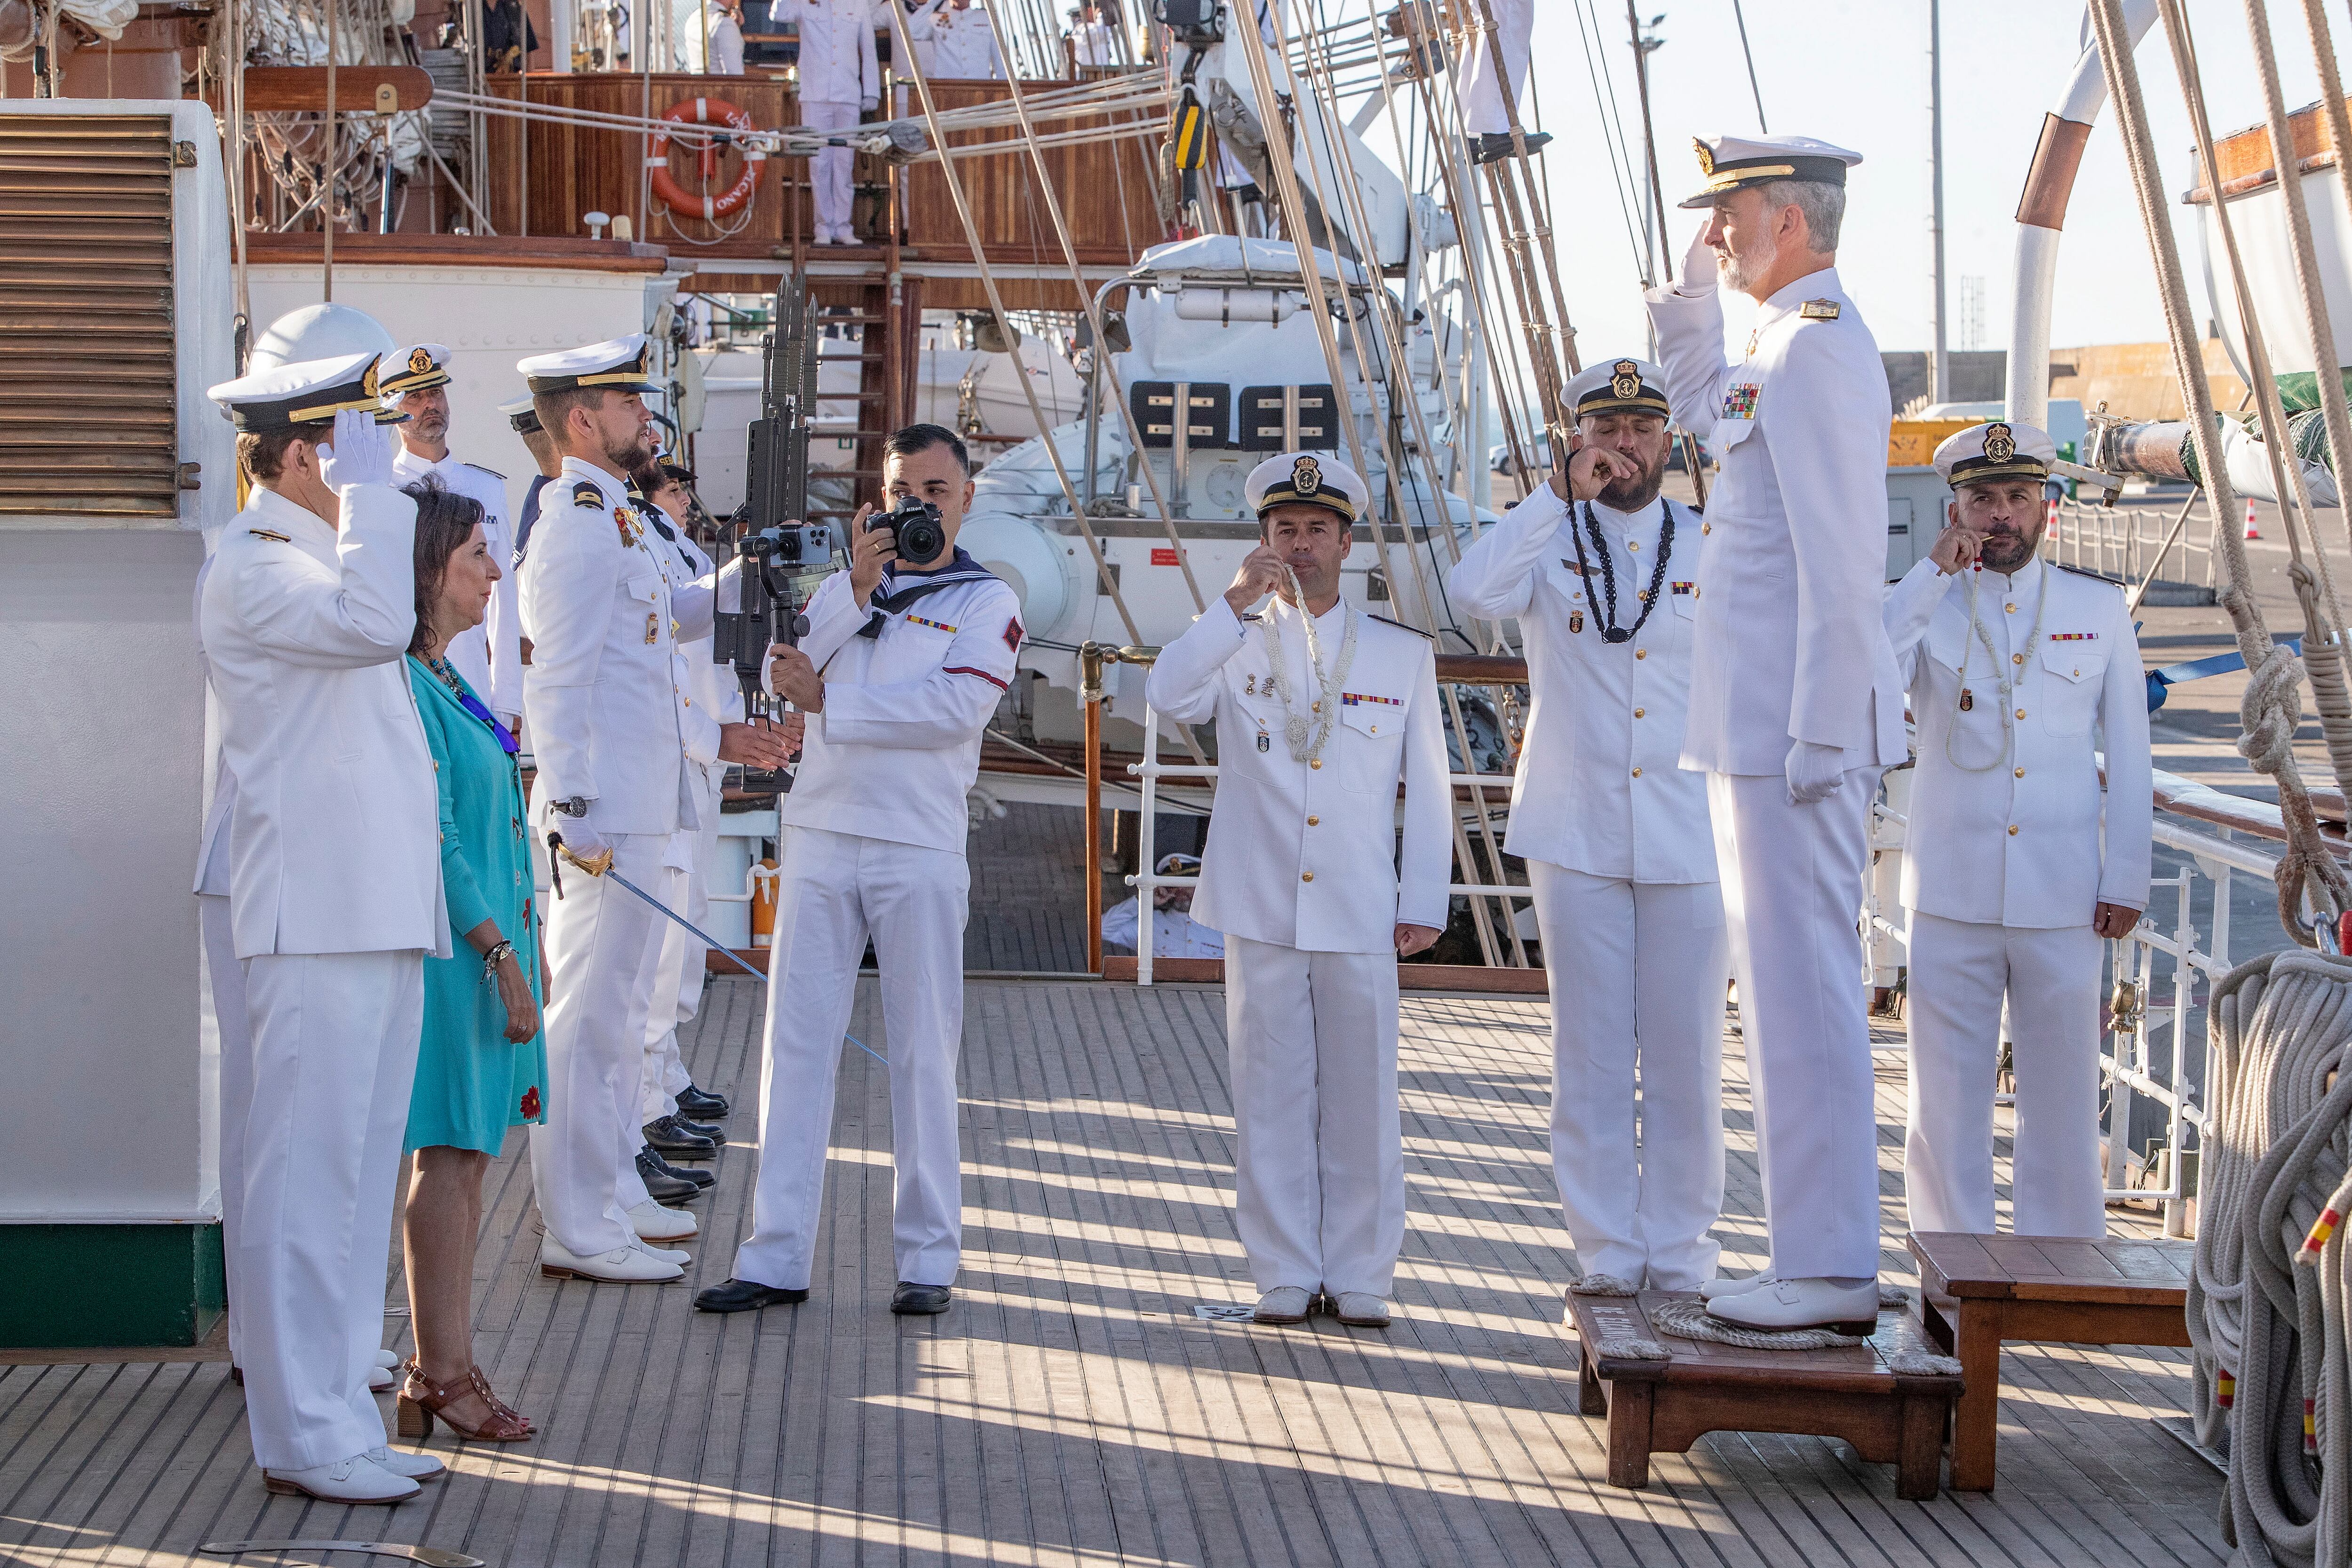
xmin=641 ymin=1144 xmax=715 ymax=1189
xmin=634 ymin=1148 xmax=702 ymax=1203
xmin=674 ymin=1116 xmax=727 ymax=1146
xmin=1469 ymin=129 xmax=1552 ymax=164
xmin=890 ymin=1281 xmax=953 ymax=1315
xmin=643 ymin=1114 xmax=718 ymax=1160
xmin=695 ymin=1278 xmax=810 ymax=1313
xmin=675 ymin=1084 xmax=730 ymax=1119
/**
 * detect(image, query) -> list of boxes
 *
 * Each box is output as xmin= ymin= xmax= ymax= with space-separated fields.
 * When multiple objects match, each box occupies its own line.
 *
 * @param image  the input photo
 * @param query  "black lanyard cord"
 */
xmin=1568 ymin=498 xmax=1676 ymax=644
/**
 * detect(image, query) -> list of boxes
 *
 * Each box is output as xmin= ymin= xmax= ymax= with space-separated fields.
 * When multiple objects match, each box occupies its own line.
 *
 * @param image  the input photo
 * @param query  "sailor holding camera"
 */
xmin=1146 ymin=453 xmax=1450 ymax=1329
xmin=698 ymin=422 xmax=1021 ymax=1318
xmin=516 ymin=336 xmax=720 ymax=1284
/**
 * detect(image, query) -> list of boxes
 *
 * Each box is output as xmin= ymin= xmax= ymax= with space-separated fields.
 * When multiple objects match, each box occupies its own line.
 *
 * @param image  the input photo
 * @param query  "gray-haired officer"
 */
xmin=1883 ymin=422 xmax=2151 ymax=1238
xmin=1647 ymin=132 xmax=1902 ymax=1334
xmin=1146 ymin=453 xmax=1451 ymax=1329
xmin=517 ymin=335 xmax=717 ymax=1284
xmin=1447 ymin=358 xmax=1727 ymax=1291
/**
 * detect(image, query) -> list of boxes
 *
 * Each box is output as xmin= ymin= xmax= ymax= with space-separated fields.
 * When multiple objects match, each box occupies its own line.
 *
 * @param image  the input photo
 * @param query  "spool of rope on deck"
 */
xmin=650 ymin=96 xmax=765 ymax=228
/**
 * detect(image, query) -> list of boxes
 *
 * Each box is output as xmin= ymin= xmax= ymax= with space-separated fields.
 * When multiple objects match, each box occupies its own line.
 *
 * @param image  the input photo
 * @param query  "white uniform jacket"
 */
xmin=1147 ymin=597 xmax=1451 ymax=955
xmin=518 ymin=459 xmax=715 ymax=837
xmin=773 ymin=0 xmax=878 ymax=106
xmin=391 ymin=447 xmax=523 ymax=724
xmin=776 ymin=552 xmax=1022 ymax=855
xmin=193 ymin=551 xmax=236 ymax=898
xmin=1646 ymin=268 xmax=1906 ymax=774
xmin=198 ymin=485 xmax=448 ymax=959
xmin=905 ymin=0 xmax=1001 ymax=77
xmin=648 ymin=518 xmax=731 ymax=771
xmin=1884 ymin=556 xmax=2153 ymax=926
xmin=1447 ymin=483 xmax=1716 ymax=883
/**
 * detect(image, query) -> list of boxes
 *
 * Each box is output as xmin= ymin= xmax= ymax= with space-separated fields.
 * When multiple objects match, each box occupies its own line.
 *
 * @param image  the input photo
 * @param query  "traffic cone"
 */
xmin=2247 ymin=499 xmax=2263 ymax=540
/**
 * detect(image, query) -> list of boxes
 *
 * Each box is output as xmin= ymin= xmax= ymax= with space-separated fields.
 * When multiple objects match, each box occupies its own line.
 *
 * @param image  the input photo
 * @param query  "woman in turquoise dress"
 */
xmin=395 ymin=482 xmax=544 ymax=1444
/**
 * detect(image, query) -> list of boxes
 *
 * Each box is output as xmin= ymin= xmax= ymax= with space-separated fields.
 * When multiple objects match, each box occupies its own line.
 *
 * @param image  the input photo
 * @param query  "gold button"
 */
xmin=1634 ymin=707 xmax=1645 ymax=717
xmin=1628 ymin=540 xmax=1639 ymax=551
xmin=2012 ymin=652 xmax=2025 ymax=665
xmin=1310 ymin=758 xmax=1322 ymax=770
xmin=1370 ymin=724 xmax=1378 ymax=734
xmin=2006 ymin=602 xmax=2017 ymax=613
xmin=1302 ymin=871 xmax=1314 ymax=883
xmin=1307 ymin=815 xmax=1319 ymax=826
xmin=1701 ymin=522 xmax=1711 ymax=534
xmin=2016 ymin=708 xmax=2026 ymax=719
xmin=1636 ymin=649 xmax=1648 ymax=660
xmin=2015 ymin=767 xmax=2026 ymax=778
xmin=1631 ymin=767 xmax=1642 ymax=778
xmin=2008 ymin=824 xmax=2019 ymax=836
xmin=1311 ymin=700 xmax=1321 ymax=713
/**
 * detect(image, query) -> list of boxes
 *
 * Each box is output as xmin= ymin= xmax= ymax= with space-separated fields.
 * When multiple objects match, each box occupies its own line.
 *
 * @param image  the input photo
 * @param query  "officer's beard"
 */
xmin=1978 ymin=525 xmax=2038 ymax=573
xmin=1717 ymin=224 xmax=1777 ymax=295
xmin=602 ymin=430 xmax=654 ymax=474
xmin=1597 ymin=448 xmax=1669 ymax=513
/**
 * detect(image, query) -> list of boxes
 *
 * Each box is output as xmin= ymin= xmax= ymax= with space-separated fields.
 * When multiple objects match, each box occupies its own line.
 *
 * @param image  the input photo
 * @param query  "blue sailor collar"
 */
xmin=858 ymin=547 xmax=1000 ymax=637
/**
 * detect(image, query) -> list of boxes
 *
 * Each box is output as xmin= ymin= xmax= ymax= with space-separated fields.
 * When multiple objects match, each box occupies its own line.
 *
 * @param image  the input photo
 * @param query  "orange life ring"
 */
xmin=649 ymin=96 xmax=765 ymax=221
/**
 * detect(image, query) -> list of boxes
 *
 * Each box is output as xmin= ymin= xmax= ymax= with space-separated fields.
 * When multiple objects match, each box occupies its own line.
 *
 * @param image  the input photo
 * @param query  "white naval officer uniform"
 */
xmin=1445 ymin=359 xmax=1728 ymax=1290
xmin=199 ymin=360 xmax=446 ymax=1475
xmin=731 ymin=548 xmax=1021 ymax=1293
xmin=772 ymin=0 xmax=879 ymax=242
xmin=904 ymin=0 xmax=1002 ymax=78
xmin=1646 ymin=135 xmax=1901 ymax=1291
xmin=522 ymin=454 xmax=715 ymax=1264
xmin=1146 ymin=455 xmax=1452 ymax=1301
xmin=1884 ymin=423 xmax=2152 ymax=1238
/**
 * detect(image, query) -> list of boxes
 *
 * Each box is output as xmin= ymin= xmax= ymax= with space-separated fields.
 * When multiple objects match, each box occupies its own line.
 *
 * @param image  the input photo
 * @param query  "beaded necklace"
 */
xmin=1255 ymin=567 xmax=1357 ymax=764
xmin=1568 ymin=499 xmax=1676 ymax=644
xmin=1949 ymin=562 xmax=2047 ymax=773
xmin=427 ymin=652 xmax=519 ymax=756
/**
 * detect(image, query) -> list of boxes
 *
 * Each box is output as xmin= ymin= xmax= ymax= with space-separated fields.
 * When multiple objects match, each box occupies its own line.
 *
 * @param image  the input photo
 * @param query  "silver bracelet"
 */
xmin=482 ymin=939 xmax=516 ymax=978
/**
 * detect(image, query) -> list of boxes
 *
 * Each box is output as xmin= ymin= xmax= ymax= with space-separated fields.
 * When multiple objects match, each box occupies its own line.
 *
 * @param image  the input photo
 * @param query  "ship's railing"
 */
xmin=2040 ymin=487 xmax=2217 ymax=601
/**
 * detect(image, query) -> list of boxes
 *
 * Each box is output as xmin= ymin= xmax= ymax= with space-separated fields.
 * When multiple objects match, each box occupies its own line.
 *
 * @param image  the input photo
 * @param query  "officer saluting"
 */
xmin=201 ymin=355 xmax=449 ymax=1503
xmin=1884 ymin=422 xmax=2151 ymax=1238
xmin=1446 ymin=358 xmax=1729 ymax=1292
xmin=516 ymin=335 xmax=718 ymax=1284
xmin=1146 ymin=453 xmax=1451 ymax=1329
xmin=1647 ymin=133 xmax=1905 ymax=1333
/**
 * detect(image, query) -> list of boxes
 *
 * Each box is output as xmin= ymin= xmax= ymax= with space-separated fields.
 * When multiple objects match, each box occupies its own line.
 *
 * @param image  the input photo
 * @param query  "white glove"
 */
xmin=318 ymin=406 xmax=394 ymax=491
xmin=1677 ymin=226 xmax=1718 ymax=298
xmin=1784 ymin=740 xmax=1846 ymax=806
xmin=549 ymin=814 xmax=612 ymax=874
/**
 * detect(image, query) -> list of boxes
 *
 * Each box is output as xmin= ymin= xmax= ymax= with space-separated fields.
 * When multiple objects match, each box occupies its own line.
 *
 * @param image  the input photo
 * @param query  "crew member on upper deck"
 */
xmin=1646 ymin=132 xmax=1903 ymax=1335
xmin=1883 ymin=422 xmax=2152 ymax=1240
xmin=1447 ymin=358 xmax=1729 ymax=1294
xmin=772 ymin=0 xmax=882 ymax=245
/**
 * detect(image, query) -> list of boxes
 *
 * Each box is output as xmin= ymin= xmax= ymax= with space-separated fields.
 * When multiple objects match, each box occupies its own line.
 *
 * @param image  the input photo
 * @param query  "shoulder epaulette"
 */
xmin=1798 ymin=299 xmax=1842 ymax=321
xmin=2053 ymin=561 xmax=2126 ymax=587
xmin=1367 ymin=613 xmax=1436 ymax=639
xmin=570 ymin=480 xmax=603 ymax=509
xmin=246 ymin=528 xmax=291 ymax=542
xmin=460 ymin=461 xmax=507 ymax=482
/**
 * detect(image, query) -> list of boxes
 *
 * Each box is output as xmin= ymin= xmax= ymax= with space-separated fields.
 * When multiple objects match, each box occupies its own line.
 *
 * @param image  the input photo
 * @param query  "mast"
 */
xmin=1929 ymin=0 xmax=1948 ymax=403
xmin=1627 ymin=2 xmax=1666 ymax=287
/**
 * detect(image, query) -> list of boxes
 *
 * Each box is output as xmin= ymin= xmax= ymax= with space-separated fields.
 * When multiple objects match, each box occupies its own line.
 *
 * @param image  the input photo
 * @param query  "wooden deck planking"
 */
xmin=0 ymin=976 xmax=2226 ymax=1567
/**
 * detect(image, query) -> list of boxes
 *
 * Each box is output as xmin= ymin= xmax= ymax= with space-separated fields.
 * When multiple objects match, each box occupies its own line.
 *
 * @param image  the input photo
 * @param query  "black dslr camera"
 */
xmin=869 ymin=494 xmax=948 ymax=568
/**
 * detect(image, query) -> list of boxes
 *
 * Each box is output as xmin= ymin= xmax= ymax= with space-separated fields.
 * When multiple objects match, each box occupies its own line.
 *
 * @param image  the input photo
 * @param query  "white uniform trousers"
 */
xmin=639 ymin=791 xmax=720 ymax=1122
xmin=805 ymin=99 xmax=861 ymax=237
xmin=232 ymin=949 xmax=422 ymax=1472
xmin=733 ymin=826 xmax=970 ymax=1291
xmin=1904 ymin=912 xmax=2107 ymax=1238
xmin=1708 ymin=769 xmax=1883 ymax=1281
xmin=1527 ymin=862 xmax=1729 ymax=1291
xmin=612 ymin=860 xmax=692 ymax=1215
xmin=531 ymin=830 xmax=672 ymax=1255
xmin=1225 ymin=936 xmax=1406 ymax=1297
xmin=199 ymin=894 xmax=251 ymax=1369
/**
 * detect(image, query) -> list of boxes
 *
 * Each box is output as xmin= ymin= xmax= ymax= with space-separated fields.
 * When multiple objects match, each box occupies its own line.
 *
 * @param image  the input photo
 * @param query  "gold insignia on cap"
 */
xmin=1798 ymin=299 xmax=1841 ymax=320
xmin=1984 ymin=422 xmax=2017 ymax=464
xmin=1610 ymin=359 xmax=1642 ymax=400
xmin=361 ymin=360 xmax=381 ymax=398
xmin=408 ymin=347 xmax=434 ymax=374
xmin=1693 ymin=138 xmax=1715 ymax=177
xmin=1292 ymin=454 xmax=1323 ymax=496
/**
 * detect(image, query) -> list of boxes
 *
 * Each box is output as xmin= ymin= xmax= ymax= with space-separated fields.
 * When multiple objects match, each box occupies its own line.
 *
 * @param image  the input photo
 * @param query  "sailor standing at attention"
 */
xmin=517 ymin=336 xmax=717 ymax=1284
xmin=1645 ymin=133 xmax=1905 ymax=1334
xmin=383 ymin=343 xmax=523 ymax=731
xmin=1446 ymin=358 xmax=1729 ymax=1292
xmin=1883 ymin=422 xmax=2151 ymax=1238
xmin=1145 ymin=454 xmax=1450 ymax=1329
xmin=770 ymin=0 xmax=879 ymax=244
xmin=201 ymin=356 xmax=449 ymax=1504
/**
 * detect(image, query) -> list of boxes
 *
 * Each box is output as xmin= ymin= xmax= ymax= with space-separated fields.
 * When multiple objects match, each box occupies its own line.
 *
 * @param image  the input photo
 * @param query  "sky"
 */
xmin=1470 ymin=0 xmax=2344 ymax=359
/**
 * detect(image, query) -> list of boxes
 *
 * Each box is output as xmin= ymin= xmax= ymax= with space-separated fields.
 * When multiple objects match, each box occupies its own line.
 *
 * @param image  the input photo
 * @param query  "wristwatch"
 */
xmin=552 ymin=796 xmax=589 ymax=817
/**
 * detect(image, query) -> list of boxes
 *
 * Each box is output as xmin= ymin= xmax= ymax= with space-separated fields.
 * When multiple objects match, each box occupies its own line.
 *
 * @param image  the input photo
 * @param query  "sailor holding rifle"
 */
xmin=1146 ymin=452 xmax=1450 ymax=1329
xmin=1447 ymin=357 xmax=1729 ymax=1293
xmin=1646 ymin=132 xmax=1903 ymax=1334
xmin=1883 ymin=422 xmax=2151 ymax=1239
xmin=202 ymin=354 xmax=448 ymax=1504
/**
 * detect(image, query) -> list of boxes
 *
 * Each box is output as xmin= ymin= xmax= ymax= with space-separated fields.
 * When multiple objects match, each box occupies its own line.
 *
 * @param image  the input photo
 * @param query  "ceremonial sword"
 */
xmin=547 ymin=833 xmax=887 ymax=1066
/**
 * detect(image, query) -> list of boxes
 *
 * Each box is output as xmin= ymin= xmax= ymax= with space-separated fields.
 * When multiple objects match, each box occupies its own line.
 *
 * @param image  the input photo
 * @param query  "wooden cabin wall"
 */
xmin=898 ymin=80 xmax=1165 ymax=268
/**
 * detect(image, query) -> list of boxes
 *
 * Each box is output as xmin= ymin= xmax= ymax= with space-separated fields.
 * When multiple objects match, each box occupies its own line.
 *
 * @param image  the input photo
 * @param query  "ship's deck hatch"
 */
xmin=0 ymin=112 xmax=179 ymax=519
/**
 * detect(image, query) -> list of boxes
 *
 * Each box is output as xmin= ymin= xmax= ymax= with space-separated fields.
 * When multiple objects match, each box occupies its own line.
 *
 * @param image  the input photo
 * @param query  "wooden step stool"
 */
xmin=1564 ymin=1289 xmax=1965 ymax=1500
xmin=1908 ymin=1231 xmax=2194 ymax=1492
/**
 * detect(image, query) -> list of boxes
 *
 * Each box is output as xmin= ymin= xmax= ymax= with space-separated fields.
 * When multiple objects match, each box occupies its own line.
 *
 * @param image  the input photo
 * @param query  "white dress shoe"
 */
xmin=633 ymin=1240 xmax=691 ymax=1265
xmin=540 ymin=1237 xmax=683 ymax=1283
xmin=1698 ymin=1272 xmax=1774 ymax=1302
xmin=373 ymin=1347 xmax=401 ymax=1370
xmin=1252 ymin=1286 xmax=1312 ymax=1324
xmin=629 ymin=1199 xmax=699 ymax=1241
xmin=262 ymin=1454 xmax=420 ymax=1504
xmin=1704 ymin=1277 xmax=1879 ymax=1335
xmin=366 ymin=1446 xmax=446 ymax=1482
xmin=1332 ymin=1292 xmax=1391 ymax=1327
xmin=367 ymin=1364 xmax=397 ymax=1392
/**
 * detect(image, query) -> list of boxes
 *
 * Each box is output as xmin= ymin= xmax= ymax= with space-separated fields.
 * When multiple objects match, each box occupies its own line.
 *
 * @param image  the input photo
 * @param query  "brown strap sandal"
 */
xmin=469 ymin=1365 xmax=535 ymax=1434
xmin=397 ymin=1359 xmax=533 ymax=1442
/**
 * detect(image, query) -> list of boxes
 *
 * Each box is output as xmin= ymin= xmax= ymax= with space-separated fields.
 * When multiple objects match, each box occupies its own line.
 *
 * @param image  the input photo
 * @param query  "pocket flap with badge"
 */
xmin=2041 ymin=633 xmax=2107 ymax=683
xmin=1338 ymin=691 xmax=1404 ymax=737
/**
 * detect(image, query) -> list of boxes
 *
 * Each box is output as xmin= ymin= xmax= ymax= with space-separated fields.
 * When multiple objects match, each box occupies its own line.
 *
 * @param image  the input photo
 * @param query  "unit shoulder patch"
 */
xmin=570 ymin=480 xmax=604 ymax=509
xmin=1798 ymin=299 xmax=1842 ymax=321
xmin=246 ymin=528 xmax=292 ymax=543
xmin=1367 ymin=613 xmax=1436 ymax=640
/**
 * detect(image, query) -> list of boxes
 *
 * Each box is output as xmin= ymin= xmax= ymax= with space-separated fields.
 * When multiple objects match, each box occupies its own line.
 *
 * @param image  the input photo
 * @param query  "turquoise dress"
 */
xmin=405 ymin=654 xmax=548 ymax=1154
